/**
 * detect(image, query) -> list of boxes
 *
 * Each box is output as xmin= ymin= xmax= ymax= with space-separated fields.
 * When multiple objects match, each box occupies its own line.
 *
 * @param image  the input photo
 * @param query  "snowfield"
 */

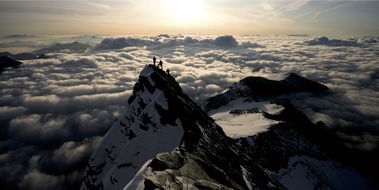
xmin=209 ymin=98 xmax=284 ymax=138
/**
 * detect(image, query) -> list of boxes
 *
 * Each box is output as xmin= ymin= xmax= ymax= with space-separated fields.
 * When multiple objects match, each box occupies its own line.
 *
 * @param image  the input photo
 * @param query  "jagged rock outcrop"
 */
xmin=206 ymin=73 xmax=328 ymax=110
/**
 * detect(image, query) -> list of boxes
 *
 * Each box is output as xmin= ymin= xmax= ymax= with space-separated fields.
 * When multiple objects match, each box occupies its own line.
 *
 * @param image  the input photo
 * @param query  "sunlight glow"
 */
xmin=167 ymin=0 xmax=204 ymax=24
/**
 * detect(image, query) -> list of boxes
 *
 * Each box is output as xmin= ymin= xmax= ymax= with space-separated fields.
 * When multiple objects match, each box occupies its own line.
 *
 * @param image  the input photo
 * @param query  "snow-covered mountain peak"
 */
xmin=81 ymin=65 xmax=245 ymax=189
xmin=81 ymin=65 xmax=187 ymax=189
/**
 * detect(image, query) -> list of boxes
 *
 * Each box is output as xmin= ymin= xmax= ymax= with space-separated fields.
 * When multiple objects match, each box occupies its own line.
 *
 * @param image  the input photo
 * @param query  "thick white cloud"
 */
xmin=19 ymin=169 xmax=65 ymax=190
xmin=52 ymin=137 xmax=101 ymax=167
xmin=0 ymin=106 xmax=28 ymax=120
xmin=0 ymin=34 xmax=378 ymax=189
xmin=9 ymin=114 xmax=68 ymax=143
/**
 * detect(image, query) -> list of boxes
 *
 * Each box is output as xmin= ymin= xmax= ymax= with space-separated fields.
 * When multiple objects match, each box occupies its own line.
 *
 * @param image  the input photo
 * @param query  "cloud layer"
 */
xmin=0 ymin=34 xmax=378 ymax=189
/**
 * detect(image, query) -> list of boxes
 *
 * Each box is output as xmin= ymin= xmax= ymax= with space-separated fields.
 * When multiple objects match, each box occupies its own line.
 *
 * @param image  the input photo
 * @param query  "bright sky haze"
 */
xmin=0 ymin=0 xmax=378 ymax=36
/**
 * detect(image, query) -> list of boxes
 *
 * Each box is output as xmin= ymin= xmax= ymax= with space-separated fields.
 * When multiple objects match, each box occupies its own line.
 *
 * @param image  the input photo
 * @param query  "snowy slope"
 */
xmin=81 ymin=66 xmax=184 ymax=189
xmin=82 ymin=65 xmax=249 ymax=189
xmin=209 ymin=98 xmax=284 ymax=138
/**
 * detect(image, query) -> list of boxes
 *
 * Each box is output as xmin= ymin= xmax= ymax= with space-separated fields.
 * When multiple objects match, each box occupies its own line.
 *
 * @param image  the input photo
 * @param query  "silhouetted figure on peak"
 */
xmin=158 ymin=60 xmax=163 ymax=69
xmin=153 ymin=56 xmax=156 ymax=66
xmin=166 ymin=69 xmax=170 ymax=75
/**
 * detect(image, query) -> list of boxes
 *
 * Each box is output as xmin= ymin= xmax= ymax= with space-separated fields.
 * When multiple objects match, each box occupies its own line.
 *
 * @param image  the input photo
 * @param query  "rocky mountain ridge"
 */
xmin=81 ymin=65 xmax=375 ymax=190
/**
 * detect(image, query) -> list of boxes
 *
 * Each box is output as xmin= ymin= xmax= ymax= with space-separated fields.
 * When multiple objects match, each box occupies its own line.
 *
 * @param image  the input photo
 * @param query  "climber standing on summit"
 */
xmin=153 ymin=56 xmax=156 ymax=66
xmin=158 ymin=60 xmax=163 ymax=69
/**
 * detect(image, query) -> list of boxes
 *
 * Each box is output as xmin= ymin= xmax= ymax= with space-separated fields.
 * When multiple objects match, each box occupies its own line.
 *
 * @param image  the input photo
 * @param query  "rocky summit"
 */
xmin=81 ymin=65 xmax=247 ymax=189
xmin=81 ymin=65 xmax=374 ymax=190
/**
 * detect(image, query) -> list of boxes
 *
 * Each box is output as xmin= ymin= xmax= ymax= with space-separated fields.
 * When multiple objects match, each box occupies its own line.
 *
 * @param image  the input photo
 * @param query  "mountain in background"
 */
xmin=0 ymin=41 xmax=91 ymax=60
xmin=206 ymin=72 xmax=328 ymax=110
xmin=81 ymin=65 xmax=375 ymax=189
xmin=0 ymin=51 xmax=48 ymax=60
xmin=0 ymin=55 xmax=22 ymax=73
xmin=33 ymin=41 xmax=91 ymax=54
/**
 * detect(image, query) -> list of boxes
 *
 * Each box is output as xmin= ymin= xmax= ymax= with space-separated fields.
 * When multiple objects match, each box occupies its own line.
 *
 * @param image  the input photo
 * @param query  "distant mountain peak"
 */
xmin=206 ymin=72 xmax=328 ymax=110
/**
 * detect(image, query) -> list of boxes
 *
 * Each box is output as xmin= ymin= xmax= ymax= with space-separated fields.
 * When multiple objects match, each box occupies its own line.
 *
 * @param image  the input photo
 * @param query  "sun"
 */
xmin=167 ymin=0 xmax=204 ymax=24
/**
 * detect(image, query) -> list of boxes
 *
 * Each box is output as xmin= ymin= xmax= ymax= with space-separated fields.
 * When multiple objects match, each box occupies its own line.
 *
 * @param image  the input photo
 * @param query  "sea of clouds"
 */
xmin=0 ymin=34 xmax=378 ymax=189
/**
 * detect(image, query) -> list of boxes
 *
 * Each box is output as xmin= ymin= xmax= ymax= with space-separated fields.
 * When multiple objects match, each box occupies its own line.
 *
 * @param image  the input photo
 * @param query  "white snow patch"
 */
xmin=147 ymin=75 xmax=155 ymax=86
xmin=140 ymin=89 xmax=152 ymax=104
xmin=209 ymin=98 xmax=284 ymax=138
xmin=142 ymin=102 xmax=159 ymax=123
xmin=90 ymin=121 xmax=183 ymax=189
xmin=267 ymin=181 xmax=276 ymax=188
xmin=84 ymin=86 xmax=184 ymax=189
xmin=152 ymin=90 xmax=168 ymax=110
xmin=139 ymin=66 xmax=156 ymax=86
xmin=241 ymin=166 xmax=253 ymax=190
xmin=123 ymin=159 xmax=152 ymax=190
xmin=139 ymin=66 xmax=154 ymax=77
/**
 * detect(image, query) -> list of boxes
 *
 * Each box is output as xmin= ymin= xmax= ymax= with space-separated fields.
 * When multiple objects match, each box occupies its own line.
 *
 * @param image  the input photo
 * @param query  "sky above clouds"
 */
xmin=0 ymin=0 xmax=379 ymax=36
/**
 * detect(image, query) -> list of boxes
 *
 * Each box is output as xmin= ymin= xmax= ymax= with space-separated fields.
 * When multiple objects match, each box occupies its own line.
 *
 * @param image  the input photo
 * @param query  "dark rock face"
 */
xmin=234 ymin=121 xmax=324 ymax=189
xmin=0 ymin=55 xmax=22 ymax=72
xmin=146 ymin=139 xmax=248 ymax=189
xmin=206 ymin=73 xmax=328 ymax=110
xmin=235 ymin=99 xmax=377 ymax=189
